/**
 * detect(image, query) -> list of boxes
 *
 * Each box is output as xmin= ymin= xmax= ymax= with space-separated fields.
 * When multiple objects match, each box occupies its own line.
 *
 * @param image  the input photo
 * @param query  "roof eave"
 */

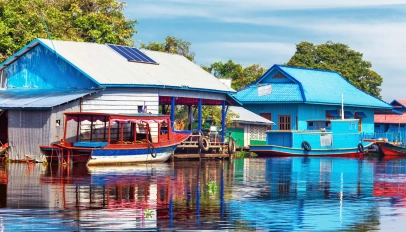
xmin=100 ymin=84 xmax=236 ymax=94
xmin=0 ymin=40 xmax=40 ymax=71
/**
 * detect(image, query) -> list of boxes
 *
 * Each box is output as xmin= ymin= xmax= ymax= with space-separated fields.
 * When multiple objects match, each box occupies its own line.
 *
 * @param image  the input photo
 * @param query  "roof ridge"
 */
xmin=276 ymin=64 xmax=340 ymax=74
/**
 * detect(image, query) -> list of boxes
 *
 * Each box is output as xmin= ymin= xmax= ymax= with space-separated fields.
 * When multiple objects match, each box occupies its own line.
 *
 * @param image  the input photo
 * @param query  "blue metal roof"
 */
xmin=233 ymin=83 xmax=303 ymax=103
xmin=235 ymin=65 xmax=392 ymax=109
xmin=0 ymin=89 xmax=100 ymax=109
xmin=277 ymin=66 xmax=391 ymax=108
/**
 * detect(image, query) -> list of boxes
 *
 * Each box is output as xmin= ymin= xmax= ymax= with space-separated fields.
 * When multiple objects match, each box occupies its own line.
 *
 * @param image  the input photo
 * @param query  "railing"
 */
xmin=362 ymin=132 xmax=406 ymax=144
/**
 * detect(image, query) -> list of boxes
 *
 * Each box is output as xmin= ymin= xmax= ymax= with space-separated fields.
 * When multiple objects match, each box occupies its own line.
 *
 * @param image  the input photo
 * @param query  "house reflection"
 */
xmin=1 ymin=157 xmax=402 ymax=230
xmin=229 ymin=157 xmax=379 ymax=231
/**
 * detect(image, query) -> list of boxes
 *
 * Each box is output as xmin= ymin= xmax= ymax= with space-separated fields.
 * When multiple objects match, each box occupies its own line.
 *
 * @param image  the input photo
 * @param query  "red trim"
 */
xmin=251 ymin=149 xmax=362 ymax=158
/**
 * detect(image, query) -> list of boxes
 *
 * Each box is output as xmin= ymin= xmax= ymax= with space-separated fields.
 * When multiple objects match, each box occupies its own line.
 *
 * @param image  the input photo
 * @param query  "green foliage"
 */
xmin=286 ymin=41 xmax=383 ymax=98
xmin=206 ymin=180 xmax=217 ymax=195
xmin=235 ymin=150 xmax=258 ymax=158
xmin=201 ymin=60 xmax=266 ymax=90
xmin=0 ymin=0 xmax=137 ymax=62
xmin=144 ymin=209 xmax=153 ymax=219
xmin=171 ymin=105 xmax=239 ymax=129
xmin=140 ymin=36 xmax=195 ymax=62
xmin=201 ymin=106 xmax=239 ymax=128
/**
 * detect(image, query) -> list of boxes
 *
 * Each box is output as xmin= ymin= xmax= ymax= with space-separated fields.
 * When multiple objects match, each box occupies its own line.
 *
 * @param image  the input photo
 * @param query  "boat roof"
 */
xmin=305 ymin=119 xmax=359 ymax=122
xmin=65 ymin=112 xmax=171 ymax=120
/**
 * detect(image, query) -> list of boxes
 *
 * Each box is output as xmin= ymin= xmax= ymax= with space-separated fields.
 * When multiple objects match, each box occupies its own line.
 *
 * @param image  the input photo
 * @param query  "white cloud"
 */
xmin=194 ymin=41 xmax=295 ymax=66
xmin=128 ymin=0 xmax=406 ymax=19
xmin=127 ymin=1 xmax=406 ymax=101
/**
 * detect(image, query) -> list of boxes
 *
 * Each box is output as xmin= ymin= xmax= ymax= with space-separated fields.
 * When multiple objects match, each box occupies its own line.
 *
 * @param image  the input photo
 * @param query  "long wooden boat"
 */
xmin=249 ymin=119 xmax=371 ymax=157
xmin=40 ymin=112 xmax=190 ymax=165
xmin=374 ymin=140 xmax=406 ymax=156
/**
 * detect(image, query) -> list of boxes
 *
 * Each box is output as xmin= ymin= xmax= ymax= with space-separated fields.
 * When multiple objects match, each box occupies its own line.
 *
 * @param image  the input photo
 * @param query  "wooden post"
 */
xmin=221 ymin=101 xmax=226 ymax=142
xmin=198 ymin=99 xmax=202 ymax=131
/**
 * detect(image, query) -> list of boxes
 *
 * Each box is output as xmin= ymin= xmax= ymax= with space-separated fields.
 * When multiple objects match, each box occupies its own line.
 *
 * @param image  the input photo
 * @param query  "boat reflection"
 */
xmin=39 ymin=161 xmax=230 ymax=229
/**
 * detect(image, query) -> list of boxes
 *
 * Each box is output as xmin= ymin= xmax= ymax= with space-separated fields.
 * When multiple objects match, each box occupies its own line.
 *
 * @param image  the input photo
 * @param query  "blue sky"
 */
xmin=125 ymin=0 xmax=406 ymax=102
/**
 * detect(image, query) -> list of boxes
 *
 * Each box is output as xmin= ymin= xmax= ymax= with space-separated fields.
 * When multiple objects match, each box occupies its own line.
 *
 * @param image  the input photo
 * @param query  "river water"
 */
xmin=1 ymin=157 xmax=406 ymax=231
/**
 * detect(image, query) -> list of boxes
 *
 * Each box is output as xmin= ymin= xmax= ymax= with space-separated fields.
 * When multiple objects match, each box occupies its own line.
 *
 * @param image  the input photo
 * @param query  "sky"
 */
xmin=124 ymin=0 xmax=406 ymax=103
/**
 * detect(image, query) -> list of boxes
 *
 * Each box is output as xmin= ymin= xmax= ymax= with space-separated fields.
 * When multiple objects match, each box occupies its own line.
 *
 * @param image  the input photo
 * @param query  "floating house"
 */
xmin=0 ymin=39 xmax=238 ymax=161
xmin=374 ymin=99 xmax=406 ymax=143
xmin=234 ymin=65 xmax=393 ymax=136
xmin=227 ymin=106 xmax=275 ymax=149
xmin=375 ymin=100 xmax=406 ymax=133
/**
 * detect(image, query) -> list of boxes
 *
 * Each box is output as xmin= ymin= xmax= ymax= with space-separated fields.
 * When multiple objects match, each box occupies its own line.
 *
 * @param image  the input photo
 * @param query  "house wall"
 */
xmin=244 ymin=103 xmax=374 ymax=133
xmin=244 ymin=104 xmax=299 ymax=130
xmin=8 ymin=110 xmax=52 ymax=160
xmin=7 ymin=100 xmax=80 ymax=161
xmin=5 ymin=45 xmax=97 ymax=89
xmin=82 ymin=88 xmax=159 ymax=114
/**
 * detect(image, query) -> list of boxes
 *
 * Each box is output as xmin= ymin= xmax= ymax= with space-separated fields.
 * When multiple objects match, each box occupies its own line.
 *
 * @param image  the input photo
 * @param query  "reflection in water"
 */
xmin=2 ymin=157 xmax=406 ymax=230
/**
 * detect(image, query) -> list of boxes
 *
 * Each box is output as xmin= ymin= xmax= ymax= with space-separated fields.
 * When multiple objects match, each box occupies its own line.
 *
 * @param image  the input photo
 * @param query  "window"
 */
xmin=278 ymin=115 xmax=291 ymax=130
xmin=138 ymin=106 xmax=143 ymax=113
xmin=260 ymin=113 xmax=272 ymax=130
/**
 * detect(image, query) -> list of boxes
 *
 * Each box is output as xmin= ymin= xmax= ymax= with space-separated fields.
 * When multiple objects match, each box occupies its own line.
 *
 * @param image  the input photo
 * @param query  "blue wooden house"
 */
xmin=374 ymin=99 xmax=406 ymax=143
xmin=0 ymin=38 xmax=237 ymax=161
xmin=234 ymin=65 xmax=392 ymax=145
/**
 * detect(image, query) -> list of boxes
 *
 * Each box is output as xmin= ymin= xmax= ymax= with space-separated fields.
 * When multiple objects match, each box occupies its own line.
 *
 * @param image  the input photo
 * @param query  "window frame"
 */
xmin=278 ymin=115 xmax=291 ymax=130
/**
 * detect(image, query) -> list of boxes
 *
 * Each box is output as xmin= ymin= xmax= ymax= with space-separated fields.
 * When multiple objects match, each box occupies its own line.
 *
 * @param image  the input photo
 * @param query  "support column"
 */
xmin=221 ymin=100 xmax=226 ymax=142
xmin=198 ymin=99 xmax=202 ymax=131
xmin=171 ymin=97 xmax=175 ymax=129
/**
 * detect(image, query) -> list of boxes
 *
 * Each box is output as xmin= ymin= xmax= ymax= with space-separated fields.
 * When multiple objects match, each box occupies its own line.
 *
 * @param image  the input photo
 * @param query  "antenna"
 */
xmin=40 ymin=12 xmax=57 ymax=54
xmin=341 ymin=94 xmax=344 ymax=120
xmin=29 ymin=1 xmax=57 ymax=55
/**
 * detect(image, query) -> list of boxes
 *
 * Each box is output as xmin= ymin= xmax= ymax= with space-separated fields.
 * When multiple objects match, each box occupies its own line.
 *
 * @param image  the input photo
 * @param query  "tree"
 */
xmin=140 ymin=36 xmax=195 ymax=62
xmin=286 ymin=41 xmax=383 ymax=98
xmin=0 ymin=0 xmax=137 ymax=62
xmin=201 ymin=60 xmax=266 ymax=90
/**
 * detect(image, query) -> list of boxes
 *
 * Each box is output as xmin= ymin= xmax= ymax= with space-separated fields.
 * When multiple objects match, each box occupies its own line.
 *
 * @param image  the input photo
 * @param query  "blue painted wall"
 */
xmin=5 ymin=45 xmax=97 ymax=89
xmin=245 ymin=104 xmax=299 ymax=130
xmin=245 ymin=103 xmax=375 ymax=134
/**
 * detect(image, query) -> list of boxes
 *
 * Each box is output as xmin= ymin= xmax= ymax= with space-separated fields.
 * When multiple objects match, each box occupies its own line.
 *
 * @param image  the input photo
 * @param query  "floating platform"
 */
xmin=173 ymin=132 xmax=235 ymax=160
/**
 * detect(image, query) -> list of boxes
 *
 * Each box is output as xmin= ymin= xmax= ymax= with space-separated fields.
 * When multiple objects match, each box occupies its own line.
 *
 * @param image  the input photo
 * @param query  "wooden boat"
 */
xmin=374 ymin=140 xmax=406 ymax=156
xmin=249 ymin=119 xmax=372 ymax=157
xmin=40 ymin=112 xmax=190 ymax=165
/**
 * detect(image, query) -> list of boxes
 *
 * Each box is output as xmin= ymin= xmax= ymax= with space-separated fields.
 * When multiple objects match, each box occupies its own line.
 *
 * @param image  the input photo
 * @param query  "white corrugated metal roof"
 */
xmin=0 ymin=88 xmax=100 ymax=109
xmin=37 ymin=39 xmax=235 ymax=93
xmin=230 ymin=106 xmax=275 ymax=125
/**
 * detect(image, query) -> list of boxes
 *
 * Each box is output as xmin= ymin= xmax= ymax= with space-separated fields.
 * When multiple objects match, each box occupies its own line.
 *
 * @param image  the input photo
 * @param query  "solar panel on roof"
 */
xmin=107 ymin=44 xmax=158 ymax=65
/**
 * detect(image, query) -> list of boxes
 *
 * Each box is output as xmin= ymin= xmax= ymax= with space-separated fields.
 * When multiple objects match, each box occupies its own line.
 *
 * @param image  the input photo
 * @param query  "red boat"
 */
xmin=40 ymin=112 xmax=190 ymax=165
xmin=375 ymin=140 xmax=406 ymax=156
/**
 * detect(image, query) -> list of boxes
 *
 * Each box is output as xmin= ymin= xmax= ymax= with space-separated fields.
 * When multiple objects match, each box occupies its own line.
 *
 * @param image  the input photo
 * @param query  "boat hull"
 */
xmin=249 ymin=144 xmax=370 ymax=157
xmin=41 ymin=144 xmax=179 ymax=165
xmin=88 ymin=145 xmax=177 ymax=165
xmin=375 ymin=141 xmax=406 ymax=156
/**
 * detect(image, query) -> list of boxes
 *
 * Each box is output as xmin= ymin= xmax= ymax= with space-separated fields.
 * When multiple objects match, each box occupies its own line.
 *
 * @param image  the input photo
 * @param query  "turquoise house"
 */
xmin=234 ymin=65 xmax=392 ymax=145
